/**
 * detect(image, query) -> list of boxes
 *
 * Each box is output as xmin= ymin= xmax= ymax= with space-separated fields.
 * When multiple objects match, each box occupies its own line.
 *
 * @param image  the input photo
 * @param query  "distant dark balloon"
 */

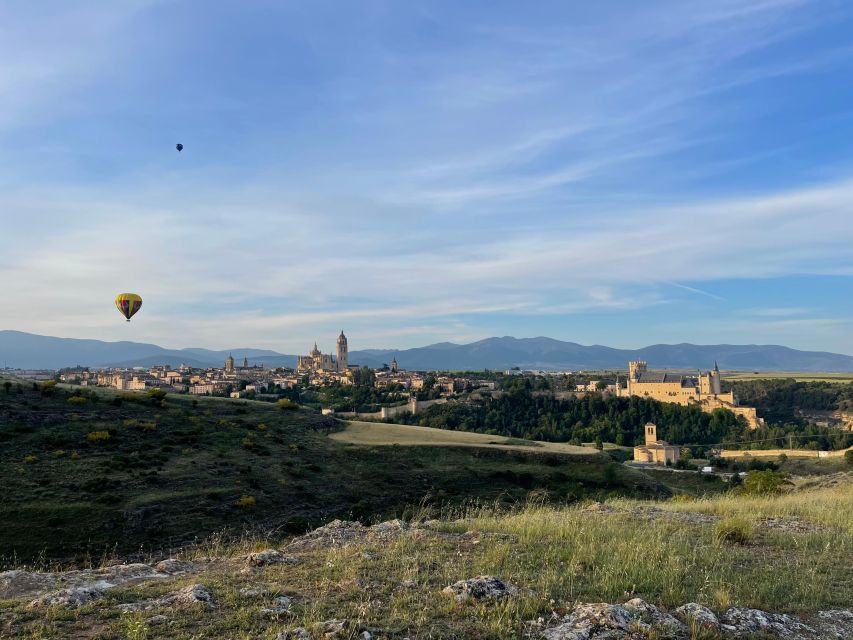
xmin=176 ymin=143 xmax=184 ymax=152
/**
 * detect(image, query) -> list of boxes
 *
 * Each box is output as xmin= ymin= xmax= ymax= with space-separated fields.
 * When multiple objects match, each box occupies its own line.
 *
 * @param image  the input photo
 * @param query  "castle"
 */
xmin=617 ymin=360 xmax=762 ymax=429
xmin=296 ymin=331 xmax=349 ymax=373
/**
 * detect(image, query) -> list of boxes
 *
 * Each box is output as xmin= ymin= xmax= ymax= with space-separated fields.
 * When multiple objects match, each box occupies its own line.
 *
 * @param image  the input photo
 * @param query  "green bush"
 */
xmin=277 ymin=398 xmax=299 ymax=410
xmin=236 ymin=495 xmax=256 ymax=508
xmin=23 ymin=455 xmax=38 ymax=464
xmin=742 ymin=469 xmax=791 ymax=496
xmin=845 ymin=449 xmax=853 ymax=466
xmin=67 ymin=396 xmax=88 ymax=405
xmin=87 ymin=431 xmax=111 ymax=443
xmin=714 ymin=517 xmax=755 ymax=545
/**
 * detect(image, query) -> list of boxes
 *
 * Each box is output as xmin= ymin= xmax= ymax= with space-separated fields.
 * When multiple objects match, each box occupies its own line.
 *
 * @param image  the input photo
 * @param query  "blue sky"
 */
xmin=1 ymin=0 xmax=853 ymax=355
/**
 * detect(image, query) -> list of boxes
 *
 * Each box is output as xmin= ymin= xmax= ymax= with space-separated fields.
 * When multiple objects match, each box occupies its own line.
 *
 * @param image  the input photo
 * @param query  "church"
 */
xmin=296 ymin=331 xmax=349 ymax=373
xmin=633 ymin=422 xmax=680 ymax=465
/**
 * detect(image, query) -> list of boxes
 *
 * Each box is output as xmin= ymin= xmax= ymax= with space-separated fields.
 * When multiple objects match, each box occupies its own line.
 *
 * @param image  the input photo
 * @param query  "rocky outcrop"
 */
xmin=534 ymin=599 xmax=853 ymax=639
xmin=443 ymin=576 xmax=519 ymax=602
xmin=27 ymin=586 xmax=105 ymax=609
xmin=286 ymin=519 xmax=412 ymax=551
xmin=5 ymin=563 xmax=168 ymax=603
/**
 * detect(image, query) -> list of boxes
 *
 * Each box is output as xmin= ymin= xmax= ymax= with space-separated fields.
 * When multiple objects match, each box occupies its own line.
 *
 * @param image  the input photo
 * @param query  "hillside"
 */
xmin=0 ymin=376 xmax=658 ymax=564
xmin=1 ymin=483 xmax=850 ymax=639
xmin=4 ymin=330 xmax=853 ymax=371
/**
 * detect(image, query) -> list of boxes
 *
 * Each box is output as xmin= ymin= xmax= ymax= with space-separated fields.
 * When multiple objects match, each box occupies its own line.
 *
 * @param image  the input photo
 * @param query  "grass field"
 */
xmin=723 ymin=371 xmax=853 ymax=383
xmin=0 ymin=376 xmax=661 ymax=566
xmin=1 ymin=482 xmax=849 ymax=639
xmin=331 ymin=421 xmax=596 ymax=456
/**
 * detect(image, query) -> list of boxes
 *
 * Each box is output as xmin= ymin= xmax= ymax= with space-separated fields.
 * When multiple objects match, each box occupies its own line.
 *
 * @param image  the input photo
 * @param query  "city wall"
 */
xmin=720 ymin=446 xmax=852 ymax=459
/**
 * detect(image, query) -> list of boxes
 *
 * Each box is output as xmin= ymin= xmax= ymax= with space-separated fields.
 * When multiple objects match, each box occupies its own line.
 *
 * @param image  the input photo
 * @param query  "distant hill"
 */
xmin=1 ymin=330 xmax=852 ymax=372
xmin=0 ymin=330 xmax=297 ymax=369
xmin=352 ymin=337 xmax=853 ymax=372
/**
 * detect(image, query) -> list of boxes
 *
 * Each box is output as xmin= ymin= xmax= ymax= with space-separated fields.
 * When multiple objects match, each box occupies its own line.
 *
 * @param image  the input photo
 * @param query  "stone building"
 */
xmin=297 ymin=331 xmax=349 ymax=373
xmin=617 ymin=361 xmax=762 ymax=428
xmin=633 ymin=423 xmax=680 ymax=465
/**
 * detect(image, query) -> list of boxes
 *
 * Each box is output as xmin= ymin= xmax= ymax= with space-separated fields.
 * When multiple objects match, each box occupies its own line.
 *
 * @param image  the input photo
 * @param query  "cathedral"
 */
xmin=296 ymin=331 xmax=349 ymax=373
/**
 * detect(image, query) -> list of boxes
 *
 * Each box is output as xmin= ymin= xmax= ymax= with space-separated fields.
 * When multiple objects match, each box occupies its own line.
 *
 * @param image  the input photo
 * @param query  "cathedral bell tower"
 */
xmin=336 ymin=330 xmax=348 ymax=371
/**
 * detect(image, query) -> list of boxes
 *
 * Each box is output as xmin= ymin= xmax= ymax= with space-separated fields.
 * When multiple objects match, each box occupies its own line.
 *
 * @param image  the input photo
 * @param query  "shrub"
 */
xmin=742 ymin=469 xmax=791 ymax=496
xmin=845 ymin=449 xmax=853 ymax=466
xmin=87 ymin=431 xmax=111 ymax=442
xmin=54 ymin=450 xmax=66 ymax=458
xmin=236 ymin=495 xmax=256 ymax=508
xmin=714 ymin=517 xmax=755 ymax=545
xmin=277 ymin=398 xmax=299 ymax=410
xmin=147 ymin=388 xmax=167 ymax=402
xmin=3 ymin=381 xmax=11 ymax=394
xmin=670 ymin=494 xmax=694 ymax=503
xmin=67 ymin=396 xmax=88 ymax=405
xmin=23 ymin=455 xmax=38 ymax=464
xmin=70 ymin=451 xmax=80 ymax=460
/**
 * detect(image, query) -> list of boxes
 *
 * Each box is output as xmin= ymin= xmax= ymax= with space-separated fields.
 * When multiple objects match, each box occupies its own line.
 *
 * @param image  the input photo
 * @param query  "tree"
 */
xmin=845 ymin=449 xmax=853 ymax=466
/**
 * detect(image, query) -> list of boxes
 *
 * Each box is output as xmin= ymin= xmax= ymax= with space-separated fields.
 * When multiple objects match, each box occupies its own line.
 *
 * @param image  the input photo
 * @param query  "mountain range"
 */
xmin=2 ymin=330 xmax=852 ymax=372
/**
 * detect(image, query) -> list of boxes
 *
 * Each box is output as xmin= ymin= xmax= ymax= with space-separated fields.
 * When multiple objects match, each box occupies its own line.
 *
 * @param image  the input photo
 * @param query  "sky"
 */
xmin=1 ymin=0 xmax=853 ymax=355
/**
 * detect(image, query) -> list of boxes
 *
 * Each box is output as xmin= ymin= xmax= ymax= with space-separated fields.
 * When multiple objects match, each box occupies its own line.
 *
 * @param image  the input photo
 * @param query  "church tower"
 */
xmin=225 ymin=354 xmax=234 ymax=373
xmin=644 ymin=422 xmax=658 ymax=445
xmin=336 ymin=330 xmax=348 ymax=371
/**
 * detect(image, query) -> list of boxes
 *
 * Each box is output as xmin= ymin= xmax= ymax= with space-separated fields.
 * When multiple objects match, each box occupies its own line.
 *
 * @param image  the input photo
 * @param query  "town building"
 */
xmin=633 ymin=422 xmax=680 ymax=465
xmin=617 ymin=361 xmax=762 ymax=429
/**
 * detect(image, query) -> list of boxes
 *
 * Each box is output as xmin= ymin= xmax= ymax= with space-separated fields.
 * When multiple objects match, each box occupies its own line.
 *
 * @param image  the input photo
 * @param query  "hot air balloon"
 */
xmin=115 ymin=293 xmax=142 ymax=322
xmin=176 ymin=143 xmax=183 ymax=152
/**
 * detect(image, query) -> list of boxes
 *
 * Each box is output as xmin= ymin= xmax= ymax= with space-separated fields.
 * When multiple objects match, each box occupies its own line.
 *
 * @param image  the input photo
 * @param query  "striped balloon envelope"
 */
xmin=115 ymin=293 xmax=143 ymax=322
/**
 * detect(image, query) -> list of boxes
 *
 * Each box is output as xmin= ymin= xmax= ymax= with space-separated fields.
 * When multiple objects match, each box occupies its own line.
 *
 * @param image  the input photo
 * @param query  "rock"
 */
xmin=541 ymin=603 xmax=636 ymax=640
xmin=247 ymin=548 xmax=290 ymax=566
xmin=622 ymin=598 xmax=685 ymax=636
xmin=154 ymin=559 xmax=193 ymax=575
xmin=722 ymin=607 xmax=817 ymax=639
xmin=400 ymin=578 xmax=417 ymax=589
xmin=260 ymin=595 xmax=293 ymax=617
xmin=168 ymin=583 xmax=215 ymax=607
xmin=27 ymin=586 xmax=104 ymax=609
xmin=442 ymin=576 xmax=519 ymax=602
xmin=277 ymin=628 xmax=311 ymax=640
xmin=146 ymin=614 xmax=168 ymax=626
xmin=287 ymin=520 xmax=366 ymax=551
xmin=674 ymin=603 xmax=719 ymax=631
xmin=812 ymin=610 xmax=853 ymax=639
xmin=359 ymin=632 xmax=373 ymax=640
xmin=312 ymin=619 xmax=347 ymax=637
xmin=240 ymin=586 xmax=267 ymax=597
